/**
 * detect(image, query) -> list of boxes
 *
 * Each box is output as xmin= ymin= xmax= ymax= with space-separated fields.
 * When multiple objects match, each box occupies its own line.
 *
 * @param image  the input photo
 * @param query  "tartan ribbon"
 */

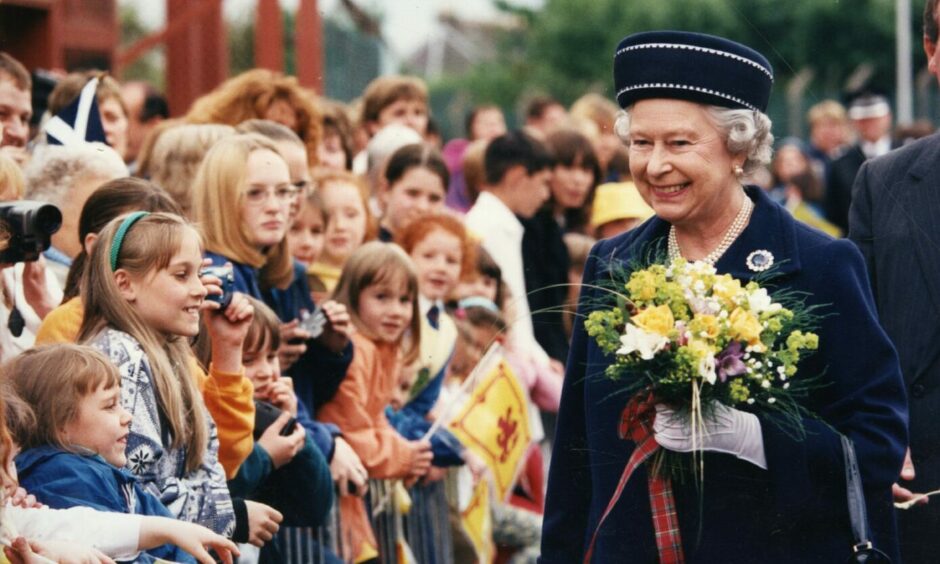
xmin=584 ymin=393 xmax=686 ymax=564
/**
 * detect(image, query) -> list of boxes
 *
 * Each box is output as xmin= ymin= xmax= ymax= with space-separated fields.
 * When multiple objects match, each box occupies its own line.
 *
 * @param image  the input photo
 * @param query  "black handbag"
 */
xmin=842 ymin=434 xmax=893 ymax=564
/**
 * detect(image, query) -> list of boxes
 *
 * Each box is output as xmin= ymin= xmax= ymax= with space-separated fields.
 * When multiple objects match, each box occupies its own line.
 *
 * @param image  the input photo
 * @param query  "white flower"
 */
xmin=688 ymin=261 xmax=716 ymax=276
xmin=698 ymin=352 xmax=717 ymax=385
xmin=747 ymin=288 xmax=782 ymax=314
xmin=616 ymin=323 xmax=669 ymax=360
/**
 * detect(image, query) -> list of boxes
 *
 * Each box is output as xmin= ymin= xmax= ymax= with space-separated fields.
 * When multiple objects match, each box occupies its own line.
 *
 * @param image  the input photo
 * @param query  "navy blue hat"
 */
xmin=613 ymin=31 xmax=773 ymax=112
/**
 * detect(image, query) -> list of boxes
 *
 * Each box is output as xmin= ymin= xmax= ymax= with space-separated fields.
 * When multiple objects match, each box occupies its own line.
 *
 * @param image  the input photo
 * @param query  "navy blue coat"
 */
xmin=16 ymin=446 xmax=196 ymax=563
xmin=541 ymin=187 xmax=908 ymax=563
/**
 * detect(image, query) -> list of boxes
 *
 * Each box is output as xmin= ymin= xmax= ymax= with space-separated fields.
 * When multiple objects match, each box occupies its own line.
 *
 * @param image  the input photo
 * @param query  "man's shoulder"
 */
xmin=867 ymin=133 xmax=940 ymax=174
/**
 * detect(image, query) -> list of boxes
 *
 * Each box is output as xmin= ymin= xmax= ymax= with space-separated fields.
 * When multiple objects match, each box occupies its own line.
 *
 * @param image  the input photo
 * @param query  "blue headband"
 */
xmin=457 ymin=296 xmax=500 ymax=313
xmin=110 ymin=212 xmax=150 ymax=271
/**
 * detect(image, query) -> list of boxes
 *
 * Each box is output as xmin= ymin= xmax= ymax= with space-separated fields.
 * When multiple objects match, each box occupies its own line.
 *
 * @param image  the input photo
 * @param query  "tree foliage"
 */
xmin=437 ymin=0 xmax=925 ymax=112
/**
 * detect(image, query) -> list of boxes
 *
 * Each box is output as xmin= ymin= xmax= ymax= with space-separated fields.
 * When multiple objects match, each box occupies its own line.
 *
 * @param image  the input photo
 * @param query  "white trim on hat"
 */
xmin=615 ymin=42 xmax=774 ymax=80
xmin=616 ymin=83 xmax=759 ymax=112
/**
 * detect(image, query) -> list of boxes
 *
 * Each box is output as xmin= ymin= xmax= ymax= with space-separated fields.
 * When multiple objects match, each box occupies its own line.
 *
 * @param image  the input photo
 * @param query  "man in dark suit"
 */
xmin=849 ymin=3 xmax=940 ymax=561
xmin=827 ymin=93 xmax=894 ymax=233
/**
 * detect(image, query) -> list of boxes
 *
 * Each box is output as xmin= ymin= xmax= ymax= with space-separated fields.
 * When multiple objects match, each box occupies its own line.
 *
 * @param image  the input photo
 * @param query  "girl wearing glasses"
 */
xmin=193 ymin=133 xmax=297 ymax=297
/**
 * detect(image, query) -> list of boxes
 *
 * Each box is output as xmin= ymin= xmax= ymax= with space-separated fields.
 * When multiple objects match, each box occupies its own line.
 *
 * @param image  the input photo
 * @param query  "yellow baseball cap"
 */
xmin=590 ymin=181 xmax=654 ymax=227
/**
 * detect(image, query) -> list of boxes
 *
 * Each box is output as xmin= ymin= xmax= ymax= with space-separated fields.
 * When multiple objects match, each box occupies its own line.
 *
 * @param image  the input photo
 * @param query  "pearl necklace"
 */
xmin=667 ymin=194 xmax=753 ymax=265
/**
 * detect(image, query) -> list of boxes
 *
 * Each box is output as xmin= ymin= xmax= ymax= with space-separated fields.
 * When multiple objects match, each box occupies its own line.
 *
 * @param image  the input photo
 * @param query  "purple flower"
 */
xmin=717 ymin=341 xmax=747 ymax=382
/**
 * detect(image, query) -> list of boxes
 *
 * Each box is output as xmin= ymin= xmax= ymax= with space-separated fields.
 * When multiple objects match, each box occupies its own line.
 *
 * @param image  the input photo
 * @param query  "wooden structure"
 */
xmin=0 ymin=0 xmax=118 ymax=72
xmin=0 ymin=0 xmax=324 ymax=116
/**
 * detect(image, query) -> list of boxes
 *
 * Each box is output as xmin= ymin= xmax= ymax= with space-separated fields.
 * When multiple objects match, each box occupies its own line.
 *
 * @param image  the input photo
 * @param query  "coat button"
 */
xmin=912 ymin=383 xmax=926 ymax=398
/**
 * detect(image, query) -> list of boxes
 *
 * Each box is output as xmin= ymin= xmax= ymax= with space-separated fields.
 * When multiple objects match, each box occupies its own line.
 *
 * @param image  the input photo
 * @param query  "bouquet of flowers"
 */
xmin=584 ymin=256 xmax=821 ymax=477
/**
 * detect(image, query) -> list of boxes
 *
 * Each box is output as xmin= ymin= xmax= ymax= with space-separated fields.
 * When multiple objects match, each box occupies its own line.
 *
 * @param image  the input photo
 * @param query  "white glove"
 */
xmin=653 ymin=402 xmax=767 ymax=469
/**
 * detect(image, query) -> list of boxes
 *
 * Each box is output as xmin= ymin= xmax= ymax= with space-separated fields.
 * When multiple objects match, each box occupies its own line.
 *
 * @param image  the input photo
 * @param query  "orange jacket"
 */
xmin=34 ymin=297 xmax=254 ymax=478
xmin=318 ymin=333 xmax=417 ymax=478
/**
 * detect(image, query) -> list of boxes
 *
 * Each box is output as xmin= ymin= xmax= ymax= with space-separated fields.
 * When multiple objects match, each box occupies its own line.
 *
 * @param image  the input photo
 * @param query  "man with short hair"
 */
xmin=849 ymin=2 xmax=940 ymax=561
xmin=0 ymin=52 xmax=32 ymax=165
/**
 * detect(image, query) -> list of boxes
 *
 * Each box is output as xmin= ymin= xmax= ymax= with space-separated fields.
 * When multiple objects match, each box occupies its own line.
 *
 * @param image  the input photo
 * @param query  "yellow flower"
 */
xmin=729 ymin=307 xmax=763 ymax=346
xmin=712 ymin=276 xmax=744 ymax=306
xmin=626 ymin=270 xmax=658 ymax=302
xmin=631 ymin=305 xmax=675 ymax=337
xmin=689 ymin=314 xmax=721 ymax=340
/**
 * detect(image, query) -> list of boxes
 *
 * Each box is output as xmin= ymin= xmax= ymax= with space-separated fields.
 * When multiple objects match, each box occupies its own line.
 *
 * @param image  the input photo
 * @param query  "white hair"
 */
xmin=614 ymin=104 xmax=774 ymax=176
xmin=24 ymin=143 xmax=127 ymax=206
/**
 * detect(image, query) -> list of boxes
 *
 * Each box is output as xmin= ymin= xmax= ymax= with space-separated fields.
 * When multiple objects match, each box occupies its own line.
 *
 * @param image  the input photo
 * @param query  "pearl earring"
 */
xmin=733 ymin=165 xmax=744 ymax=177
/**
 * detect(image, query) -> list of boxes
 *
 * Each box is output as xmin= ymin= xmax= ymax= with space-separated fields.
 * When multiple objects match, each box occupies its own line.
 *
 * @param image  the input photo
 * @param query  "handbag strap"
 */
xmin=841 ymin=434 xmax=873 ymax=552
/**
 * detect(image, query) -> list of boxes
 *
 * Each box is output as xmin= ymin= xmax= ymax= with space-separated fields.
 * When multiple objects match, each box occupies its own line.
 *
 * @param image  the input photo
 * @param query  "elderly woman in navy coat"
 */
xmin=540 ymin=31 xmax=907 ymax=563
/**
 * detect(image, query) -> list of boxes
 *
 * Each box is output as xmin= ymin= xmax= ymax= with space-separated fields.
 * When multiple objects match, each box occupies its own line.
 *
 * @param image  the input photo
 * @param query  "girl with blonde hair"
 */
xmin=308 ymin=168 xmax=376 ymax=293
xmin=78 ymin=212 xmax=282 ymax=545
xmin=192 ymin=133 xmax=295 ymax=294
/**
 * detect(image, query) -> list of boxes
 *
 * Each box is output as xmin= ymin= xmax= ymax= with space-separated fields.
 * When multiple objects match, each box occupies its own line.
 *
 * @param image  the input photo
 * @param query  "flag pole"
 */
xmin=422 ymin=343 xmax=504 ymax=440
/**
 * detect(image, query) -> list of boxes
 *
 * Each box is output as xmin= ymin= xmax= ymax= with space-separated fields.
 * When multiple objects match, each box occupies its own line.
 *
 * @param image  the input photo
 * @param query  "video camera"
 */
xmin=0 ymin=201 xmax=63 ymax=263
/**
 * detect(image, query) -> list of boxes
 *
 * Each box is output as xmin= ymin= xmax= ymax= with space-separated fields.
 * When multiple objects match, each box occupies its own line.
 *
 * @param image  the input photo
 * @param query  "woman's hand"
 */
xmin=277 ymin=320 xmax=309 ymax=370
xmin=265 ymin=377 xmax=297 ymax=416
xmin=257 ymin=410 xmax=305 ymax=469
xmin=139 ymin=518 xmax=239 ymax=564
xmin=4 ymin=537 xmax=115 ymax=564
xmin=653 ymin=403 xmax=767 ymax=469
xmin=243 ymin=500 xmax=283 ymax=547
xmin=330 ymin=437 xmax=367 ymax=497
xmin=21 ymin=258 xmax=55 ymax=319
xmin=316 ymin=300 xmax=354 ymax=354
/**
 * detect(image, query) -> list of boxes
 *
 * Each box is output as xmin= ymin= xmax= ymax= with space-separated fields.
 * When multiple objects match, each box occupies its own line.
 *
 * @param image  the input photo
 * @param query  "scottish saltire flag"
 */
xmin=43 ymin=77 xmax=107 ymax=146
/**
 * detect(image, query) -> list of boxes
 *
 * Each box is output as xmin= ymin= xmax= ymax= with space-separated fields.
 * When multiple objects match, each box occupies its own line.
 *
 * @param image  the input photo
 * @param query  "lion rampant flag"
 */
xmin=446 ymin=344 xmax=533 ymax=501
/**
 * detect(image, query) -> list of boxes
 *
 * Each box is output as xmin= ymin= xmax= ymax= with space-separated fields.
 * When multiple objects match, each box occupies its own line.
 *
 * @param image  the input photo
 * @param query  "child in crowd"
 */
xmin=77 ymin=212 xmax=281 ymax=544
xmin=192 ymin=134 xmax=360 ymax=506
xmin=318 ymin=242 xmax=433 ymax=562
xmin=287 ymin=190 xmax=327 ymax=282
xmin=394 ymin=214 xmax=474 ymax=426
xmin=9 ymin=344 xmax=239 ymax=563
xmin=465 ymin=130 xmax=555 ymax=368
xmin=32 ymin=179 xmax=257 ymax=488
xmin=318 ymin=99 xmax=355 ymax=172
xmin=308 ymin=169 xmax=375 ymax=293
xmin=0 ymin=364 xmax=235 ymax=563
xmin=360 ymin=75 xmax=430 ymax=139
xmin=236 ymin=119 xmax=314 ymax=218
xmin=193 ymin=133 xmax=296 ymax=298
xmin=144 ymin=123 xmax=236 ymax=218
xmin=376 ymin=143 xmax=449 ymax=242
xmin=221 ymin=296 xmax=337 ymax=564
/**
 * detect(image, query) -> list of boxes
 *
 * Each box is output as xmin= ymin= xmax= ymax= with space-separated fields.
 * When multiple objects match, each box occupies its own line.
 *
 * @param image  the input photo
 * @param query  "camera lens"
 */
xmin=32 ymin=205 xmax=62 ymax=236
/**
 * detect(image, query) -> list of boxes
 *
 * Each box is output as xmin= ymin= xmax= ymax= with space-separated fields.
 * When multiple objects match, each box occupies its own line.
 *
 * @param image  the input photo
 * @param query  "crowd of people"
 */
xmin=0 ymin=45 xmax=650 ymax=563
xmin=0 ymin=3 xmax=940 ymax=563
